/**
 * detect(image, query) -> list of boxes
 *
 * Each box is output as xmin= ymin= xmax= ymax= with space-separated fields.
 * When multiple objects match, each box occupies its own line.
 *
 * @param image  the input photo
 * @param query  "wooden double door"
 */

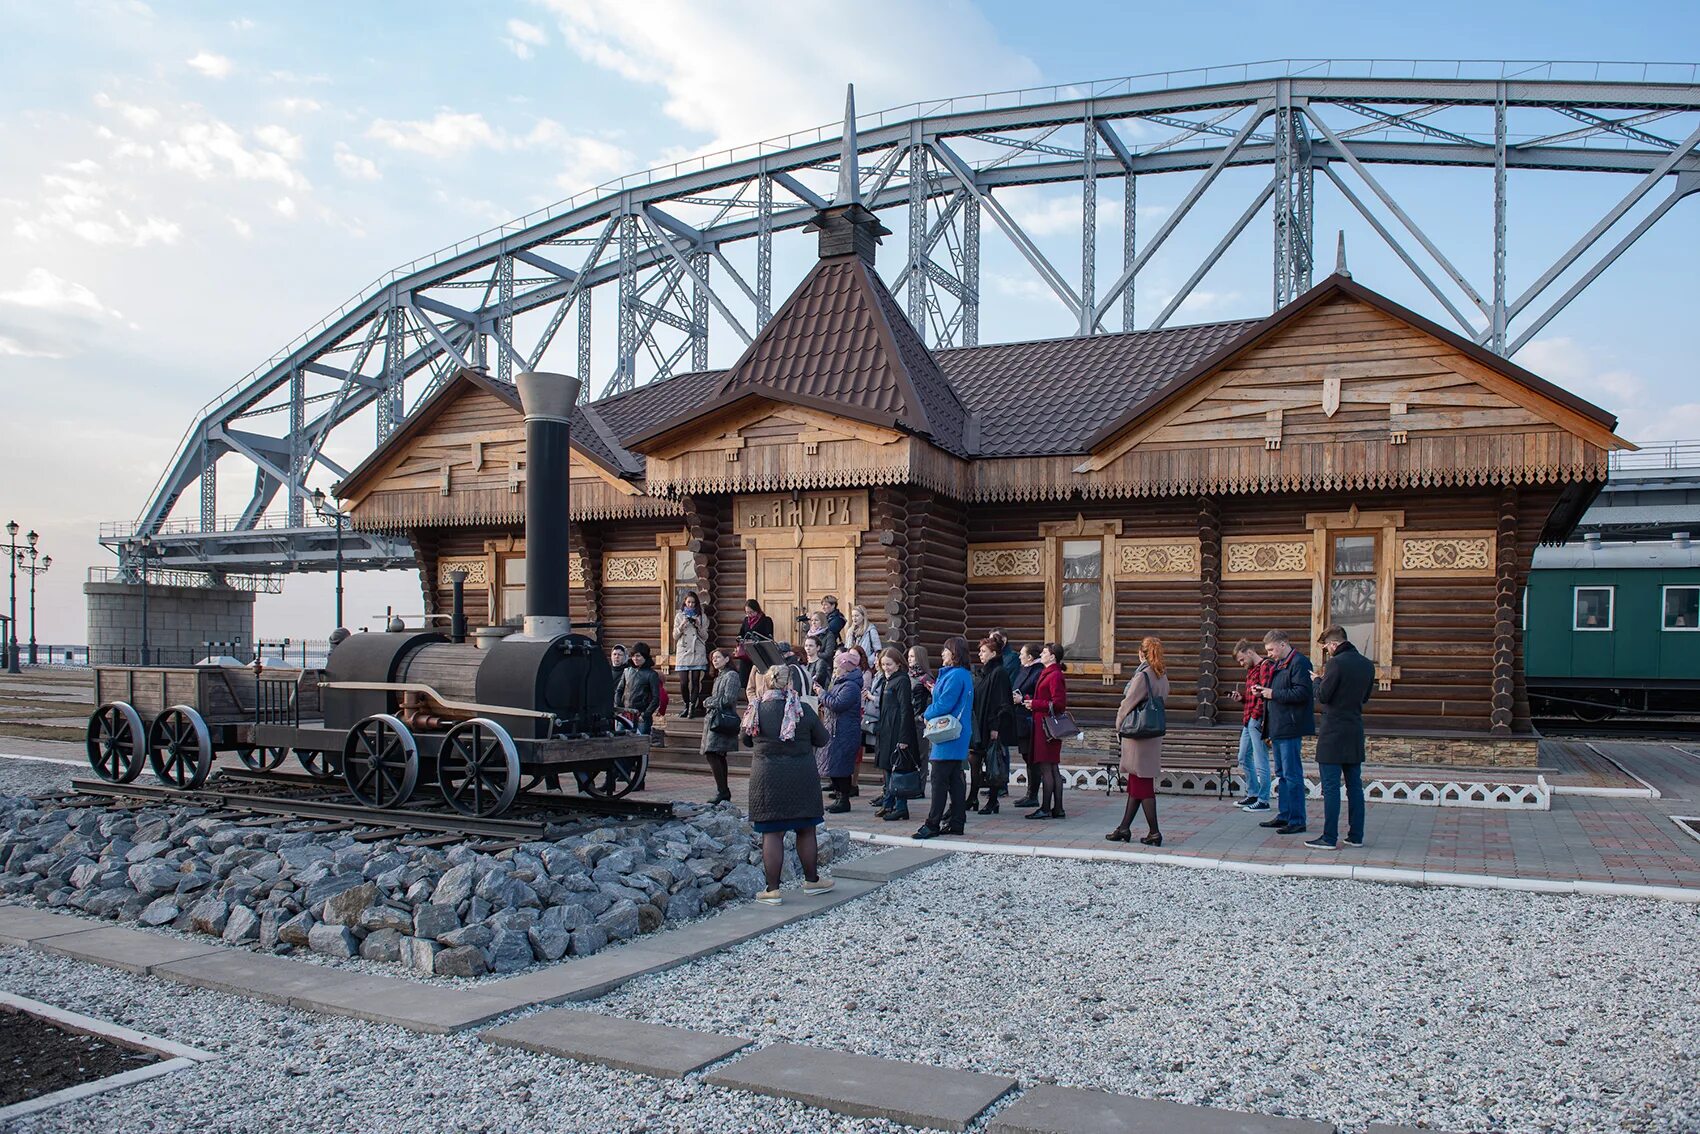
xmin=752 ymin=545 xmax=855 ymax=646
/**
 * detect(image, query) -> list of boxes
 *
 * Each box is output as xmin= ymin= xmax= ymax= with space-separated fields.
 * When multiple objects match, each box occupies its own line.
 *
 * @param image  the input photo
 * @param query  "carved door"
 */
xmin=755 ymin=551 xmax=799 ymax=644
xmin=752 ymin=546 xmax=855 ymax=647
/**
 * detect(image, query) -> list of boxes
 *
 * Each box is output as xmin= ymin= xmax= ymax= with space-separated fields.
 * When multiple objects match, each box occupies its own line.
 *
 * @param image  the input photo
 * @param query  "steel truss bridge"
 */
xmin=110 ymin=58 xmax=1700 ymax=581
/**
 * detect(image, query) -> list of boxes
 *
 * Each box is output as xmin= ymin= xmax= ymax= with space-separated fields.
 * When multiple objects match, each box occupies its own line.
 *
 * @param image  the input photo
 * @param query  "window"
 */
xmin=1059 ymin=539 xmax=1103 ymax=663
xmin=1573 ymin=586 xmax=1613 ymax=631
xmin=1663 ymin=585 xmax=1699 ymax=631
xmin=498 ymin=556 xmax=526 ymax=625
xmin=1328 ymin=534 xmax=1379 ymax=662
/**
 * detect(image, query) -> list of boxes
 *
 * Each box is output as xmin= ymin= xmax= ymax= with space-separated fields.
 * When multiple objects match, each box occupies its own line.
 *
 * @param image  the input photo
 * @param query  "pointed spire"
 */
xmin=1335 ymin=230 xmax=1351 ymax=278
xmin=835 ymin=83 xmax=861 ymax=206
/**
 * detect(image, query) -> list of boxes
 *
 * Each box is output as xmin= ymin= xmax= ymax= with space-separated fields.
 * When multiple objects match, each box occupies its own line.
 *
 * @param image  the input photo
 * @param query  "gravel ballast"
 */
xmin=586 ymin=854 xmax=1700 ymax=1134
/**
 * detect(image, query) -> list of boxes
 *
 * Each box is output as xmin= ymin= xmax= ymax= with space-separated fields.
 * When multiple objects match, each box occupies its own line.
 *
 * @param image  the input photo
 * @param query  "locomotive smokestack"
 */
xmin=514 ymin=370 xmax=582 ymax=640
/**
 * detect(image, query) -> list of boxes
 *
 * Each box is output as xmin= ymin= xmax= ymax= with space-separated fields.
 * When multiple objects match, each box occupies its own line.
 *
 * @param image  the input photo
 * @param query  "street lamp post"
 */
xmin=5 ymin=520 xmax=18 ymax=675
xmin=16 ymin=533 xmax=50 ymax=665
xmin=124 ymin=535 xmax=156 ymax=665
xmin=311 ymin=489 xmax=348 ymax=632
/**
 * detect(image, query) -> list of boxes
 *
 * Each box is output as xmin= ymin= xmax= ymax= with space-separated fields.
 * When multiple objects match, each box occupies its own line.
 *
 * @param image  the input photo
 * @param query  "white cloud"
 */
xmin=539 ymin=0 xmax=1040 ymax=151
xmin=273 ymin=196 xmax=297 ymax=218
xmin=333 ymin=144 xmax=381 ymax=181
xmin=0 ymin=268 xmax=124 ymax=320
xmin=502 ymin=18 xmax=549 ymax=59
xmin=367 ymin=111 xmax=503 ymax=155
xmin=366 ymin=111 xmax=629 ymax=182
xmin=253 ymin=124 xmax=304 ymax=161
xmin=159 ymin=120 xmax=311 ymax=190
xmin=187 ymin=50 xmax=233 ymax=79
xmin=230 ymin=17 xmax=256 ymax=31
xmin=0 ymin=335 xmax=65 ymax=359
xmin=276 ymin=97 xmax=322 ymax=115
xmin=1516 ymin=337 xmax=1694 ymax=444
xmin=230 ymin=216 xmax=253 ymax=238
xmin=11 ymin=167 xmax=182 ymax=248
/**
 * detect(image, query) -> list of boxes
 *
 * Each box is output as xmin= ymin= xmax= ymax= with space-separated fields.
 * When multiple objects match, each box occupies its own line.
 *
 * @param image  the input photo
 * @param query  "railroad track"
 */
xmin=60 ymin=768 xmax=678 ymax=850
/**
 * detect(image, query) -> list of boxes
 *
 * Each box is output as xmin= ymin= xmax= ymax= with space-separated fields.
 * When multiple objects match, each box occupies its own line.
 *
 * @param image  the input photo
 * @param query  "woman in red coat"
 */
xmin=1022 ymin=642 xmax=1068 ymax=820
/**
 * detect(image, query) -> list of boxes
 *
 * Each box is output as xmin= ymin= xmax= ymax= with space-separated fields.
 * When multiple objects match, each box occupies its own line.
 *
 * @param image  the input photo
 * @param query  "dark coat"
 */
xmin=1011 ymin=663 xmax=1041 ymax=743
xmin=805 ymin=653 xmax=833 ymax=694
xmin=972 ymin=662 xmax=1014 ymax=751
xmin=819 ymin=672 xmax=863 ymax=776
xmin=736 ymin=614 xmax=774 ymax=659
xmin=619 ymin=665 xmax=662 ymax=715
xmin=999 ymin=647 xmax=1021 ymax=685
xmin=744 ymin=697 xmax=830 ymax=826
xmin=1314 ymin=642 xmax=1375 ymax=764
xmin=875 ymin=673 xmax=920 ymax=771
xmin=700 ymin=668 xmax=743 ymax=755
xmin=1265 ymin=650 xmax=1317 ymax=740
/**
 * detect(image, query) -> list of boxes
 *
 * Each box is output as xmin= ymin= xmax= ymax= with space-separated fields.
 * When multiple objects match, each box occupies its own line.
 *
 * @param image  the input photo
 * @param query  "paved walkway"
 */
xmin=645 ymin=737 xmax=1700 ymax=894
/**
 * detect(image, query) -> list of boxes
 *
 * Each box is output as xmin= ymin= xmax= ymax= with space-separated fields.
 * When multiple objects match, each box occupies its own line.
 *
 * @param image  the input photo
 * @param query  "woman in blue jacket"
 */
xmin=915 ymin=636 xmax=974 ymax=839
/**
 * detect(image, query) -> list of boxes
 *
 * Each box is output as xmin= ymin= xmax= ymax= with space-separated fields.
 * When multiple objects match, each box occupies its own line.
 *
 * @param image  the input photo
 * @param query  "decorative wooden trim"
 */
xmin=737 ymin=530 xmax=861 ymax=551
xmin=1305 ymin=508 xmax=1405 ymax=530
xmin=1491 ymin=490 xmax=1519 ymax=734
xmin=436 ymin=559 xmax=488 ymax=587
xmin=1042 ymin=528 xmax=1119 ymax=672
xmin=1038 ymin=517 xmax=1123 ymax=538
xmin=1113 ymin=537 xmax=1201 ymax=581
xmin=603 ymin=551 xmax=661 ymax=588
xmin=731 ymin=490 xmax=870 ymax=535
xmin=967 ymin=542 xmax=1044 ymax=585
xmin=1395 ymin=531 xmax=1496 ymax=577
xmin=1196 ymin=496 xmax=1222 ymax=725
xmin=1222 ymin=535 xmax=1312 ymax=580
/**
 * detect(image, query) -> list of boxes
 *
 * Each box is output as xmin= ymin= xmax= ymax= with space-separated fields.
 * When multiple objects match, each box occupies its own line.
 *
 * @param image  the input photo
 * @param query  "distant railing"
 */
xmin=100 ymin=514 xmax=332 ymax=539
xmin=85 ymin=566 xmax=286 ymax=594
xmin=1610 ymin=440 xmax=1700 ymax=471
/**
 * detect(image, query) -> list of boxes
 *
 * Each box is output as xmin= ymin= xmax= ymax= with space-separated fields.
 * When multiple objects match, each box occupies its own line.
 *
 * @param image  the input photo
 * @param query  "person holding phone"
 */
xmin=672 ymin=590 xmax=708 ymax=717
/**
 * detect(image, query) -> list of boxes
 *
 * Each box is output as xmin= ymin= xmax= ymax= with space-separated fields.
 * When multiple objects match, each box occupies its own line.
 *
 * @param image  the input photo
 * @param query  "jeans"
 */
xmin=1319 ymin=762 xmax=1365 ymax=845
xmin=924 ymin=759 xmax=967 ymax=831
xmin=1272 ymin=737 xmax=1307 ymax=827
xmin=1237 ymin=724 xmax=1271 ymax=802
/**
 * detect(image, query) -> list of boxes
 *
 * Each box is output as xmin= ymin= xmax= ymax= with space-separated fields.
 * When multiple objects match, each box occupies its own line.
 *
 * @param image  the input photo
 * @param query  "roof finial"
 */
xmin=1335 ymin=229 xmax=1351 ymax=278
xmin=835 ymin=83 xmax=861 ymax=206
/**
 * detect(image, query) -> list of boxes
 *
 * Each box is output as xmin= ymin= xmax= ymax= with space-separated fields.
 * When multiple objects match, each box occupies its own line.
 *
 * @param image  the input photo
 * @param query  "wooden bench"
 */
xmin=1095 ymin=736 xmax=1239 ymax=797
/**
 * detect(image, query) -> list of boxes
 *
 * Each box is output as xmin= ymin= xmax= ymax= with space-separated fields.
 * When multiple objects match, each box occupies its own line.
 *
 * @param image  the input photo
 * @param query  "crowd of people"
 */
xmin=605 ymin=594 xmax=1377 ymax=901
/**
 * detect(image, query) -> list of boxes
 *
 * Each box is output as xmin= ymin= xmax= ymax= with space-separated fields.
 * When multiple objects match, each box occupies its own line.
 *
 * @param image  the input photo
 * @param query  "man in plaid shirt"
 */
xmin=1230 ymin=639 xmax=1275 ymax=811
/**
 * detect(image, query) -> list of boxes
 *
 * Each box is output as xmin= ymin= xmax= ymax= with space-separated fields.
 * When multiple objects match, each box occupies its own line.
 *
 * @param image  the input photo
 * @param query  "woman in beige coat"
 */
xmin=1107 ymin=636 xmax=1170 ymax=846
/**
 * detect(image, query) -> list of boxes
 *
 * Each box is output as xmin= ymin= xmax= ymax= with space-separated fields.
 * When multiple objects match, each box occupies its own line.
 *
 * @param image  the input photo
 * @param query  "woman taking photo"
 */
xmin=915 ymin=636 xmax=974 ymax=839
xmin=699 ymin=647 xmax=742 ymax=805
xmin=741 ymin=665 xmax=833 ymax=905
xmin=1022 ymin=643 xmax=1068 ymax=820
xmin=970 ymin=637 xmax=1014 ymax=814
xmin=1010 ymin=644 xmax=1043 ymax=808
xmin=672 ymin=590 xmax=709 ymax=717
xmin=1107 ymin=636 xmax=1170 ymax=846
xmin=735 ymin=600 xmax=775 ymax=689
xmin=818 ymin=649 xmax=864 ymax=813
xmin=872 ymin=647 xmax=920 ymax=822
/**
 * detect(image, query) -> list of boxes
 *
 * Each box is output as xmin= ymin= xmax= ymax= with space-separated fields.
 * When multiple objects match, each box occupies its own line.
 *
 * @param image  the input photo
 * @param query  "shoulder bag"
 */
xmin=1040 ymin=709 xmax=1078 ymax=741
xmin=1117 ymin=666 xmax=1167 ymax=740
xmin=888 ymin=746 xmax=925 ymax=799
xmin=922 ymin=714 xmax=962 ymax=743
xmin=709 ymin=706 xmax=742 ymax=736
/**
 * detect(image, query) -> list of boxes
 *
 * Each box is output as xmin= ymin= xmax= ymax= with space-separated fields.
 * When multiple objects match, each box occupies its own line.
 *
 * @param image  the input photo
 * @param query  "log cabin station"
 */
xmin=333 ymin=112 xmax=1632 ymax=771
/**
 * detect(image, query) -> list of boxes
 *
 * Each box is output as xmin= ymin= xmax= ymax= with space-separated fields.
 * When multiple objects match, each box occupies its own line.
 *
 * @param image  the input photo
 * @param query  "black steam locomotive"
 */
xmin=85 ymin=371 xmax=648 ymax=817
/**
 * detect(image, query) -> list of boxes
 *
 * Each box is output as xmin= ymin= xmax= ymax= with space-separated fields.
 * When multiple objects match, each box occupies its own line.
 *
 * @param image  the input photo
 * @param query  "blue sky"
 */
xmin=2 ymin=0 xmax=1698 ymax=643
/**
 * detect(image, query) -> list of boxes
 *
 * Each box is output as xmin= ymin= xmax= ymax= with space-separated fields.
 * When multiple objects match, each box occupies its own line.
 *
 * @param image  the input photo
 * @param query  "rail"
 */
xmin=1610 ymin=439 xmax=1700 ymax=471
xmin=84 ymin=566 xmax=285 ymax=594
xmin=101 ymin=514 xmax=333 ymax=539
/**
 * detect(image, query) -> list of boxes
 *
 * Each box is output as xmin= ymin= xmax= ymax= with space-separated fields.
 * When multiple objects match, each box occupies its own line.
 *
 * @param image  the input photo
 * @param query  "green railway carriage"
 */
xmin=1524 ymin=540 xmax=1700 ymax=719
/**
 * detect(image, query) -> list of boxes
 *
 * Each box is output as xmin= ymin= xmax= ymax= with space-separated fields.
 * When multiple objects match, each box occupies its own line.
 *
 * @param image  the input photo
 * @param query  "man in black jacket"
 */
xmin=1256 ymin=629 xmax=1315 ymax=835
xmin=1305 ymin=625 xmax=1375 ymax=850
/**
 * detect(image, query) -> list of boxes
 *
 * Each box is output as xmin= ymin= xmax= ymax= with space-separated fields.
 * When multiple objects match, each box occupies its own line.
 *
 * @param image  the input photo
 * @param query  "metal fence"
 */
xmin=64 ymin=639 xmax=335 ymax=669
xmin=85 ymin=565 xmax=286 ymax=594
xmin=1610 ymin=440 xmax=1700 ymax=471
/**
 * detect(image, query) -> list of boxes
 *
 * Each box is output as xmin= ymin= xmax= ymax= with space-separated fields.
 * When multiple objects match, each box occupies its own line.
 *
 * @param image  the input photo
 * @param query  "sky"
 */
xmin=2 ymin=0 xmax=1699 ymax=646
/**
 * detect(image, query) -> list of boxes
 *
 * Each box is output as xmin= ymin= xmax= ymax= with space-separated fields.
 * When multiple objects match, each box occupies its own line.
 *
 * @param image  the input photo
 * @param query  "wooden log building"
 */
xmin=336 ymin=189 xmax=1630 ymax=767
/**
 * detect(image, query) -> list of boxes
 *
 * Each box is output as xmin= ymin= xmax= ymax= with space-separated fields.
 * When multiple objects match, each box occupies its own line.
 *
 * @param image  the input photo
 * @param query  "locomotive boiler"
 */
xmin=86 ymin=370 xmax=648 ymax=817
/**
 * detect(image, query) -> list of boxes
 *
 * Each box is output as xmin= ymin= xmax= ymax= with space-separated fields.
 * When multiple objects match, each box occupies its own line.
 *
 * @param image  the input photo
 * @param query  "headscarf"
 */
xmin=741 ymin=682 xmax=802 ymax=740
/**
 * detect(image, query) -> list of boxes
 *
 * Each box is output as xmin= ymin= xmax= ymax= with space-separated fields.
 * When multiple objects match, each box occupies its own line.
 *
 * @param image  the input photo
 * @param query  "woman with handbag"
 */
xmin=819 ymin=650 xmax=864 ymax=813
xmin=700 ymin=648 xmax=743 ymax=805
xmin=1023 ymin=642 xmax=1069 ymax=820
xmin=1107 ymin=636 xmax=1171 ymax=845
xmin=672 ymin=590 xmax=709 ymax=717
xmin=1010 ymin=644 xmax=1043 ymax=807
xmin=970 ymin=637 xmax=1014 ymax=815
xmin=741 ymin=664 xmax=833 ymax=905
xmin=873 ymin=648 xmax=921 ymax=821
xmin=915 ymin=636 xmax=974 ymax=839
xmin=735 ymin=600 xmax=774 ymax=691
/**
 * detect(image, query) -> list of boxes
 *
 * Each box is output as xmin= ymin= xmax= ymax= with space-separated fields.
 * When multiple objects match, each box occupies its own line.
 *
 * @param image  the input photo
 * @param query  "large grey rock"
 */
xmin=127 ymin=860 xmax=179 ymax=898
xmin=278 ymin=910 xmax=315 ymax=946
xmin=307 ymin=922 xmax=358 ymax=959
xmin=277 ymin=844 xmax=333 ymax=872
xmin=434 ymin=944 xmax=487 ymax=978
xmin=569 ymin=925 xmax=608 ymax=957
xmin=321 ymin=881 xmax=379 ymax=927
xmin=357 ymin=905 xmax=412 ymax=934
xmin=439 ymin=923 xmax=493 ymax=950
xmin=722 ymin=863 xmax=765 ymax=898
xmin=222 ymin=905 xmax=260 ymax=944
xmin=637 ymin=903 xmax=665 ymax=934
xmin=596 ymin=899 xmax=641 ymax=941
xmin=125 ymin=839 xmax=172 ymax=864
xmin=257 ymin=908 xmax=284 ymax=950
xmin=413 ymin=903 xmax=460 ymax=941
xmin=488 ymin=928 xmax=533 ymax=974
xmin=303 ymin=872 xmax=365 ymax=907
xmin=359 ymin=927 xmax=403 ymax=962
xmin=527 ymin=918 xmax=570 ymax=962
xmin=431 ymin=862 xmax=475 ymax=908
xmin=137 ymin=897 xmax=179 ymax=926
xmin=188 ymin=896 xmax=230 ymax=936
xmin=400 ymin=935 xmax=439 ymax=975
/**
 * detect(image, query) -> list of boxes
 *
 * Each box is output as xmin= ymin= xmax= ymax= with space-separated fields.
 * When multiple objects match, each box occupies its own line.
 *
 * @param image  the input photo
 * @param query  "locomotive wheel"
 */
xmin=87 ymin=702 xmax=146 ymax=784
xmin=147 ymin=706 xmax=213 ymax=790
xmin=234 ymin=744 xmax=291 ymax=772
xmin=437 ymin=718 xmax=521 ymax=818
xmin=342 ymin=714 xmax=419 ymax=809
xmin=580 ymin=751 xmax=649 ymax=800
xmin=296 ymin=749 xmax=342 ymax=780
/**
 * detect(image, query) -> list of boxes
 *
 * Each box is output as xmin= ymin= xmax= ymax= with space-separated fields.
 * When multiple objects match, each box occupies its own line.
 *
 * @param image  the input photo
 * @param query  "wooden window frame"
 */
xmin=1573 ymin=585 xmax=1614 ymax=632
xmin=656 ymin=531 xmax=697 ymax=665
xmin=1038 ymin=519 xmax=1121 ymax=681
xmin=1306 ymin=509 xmax=1402 ymax=690
xmin=1662 ymin=585 xmax=1700 ymax=632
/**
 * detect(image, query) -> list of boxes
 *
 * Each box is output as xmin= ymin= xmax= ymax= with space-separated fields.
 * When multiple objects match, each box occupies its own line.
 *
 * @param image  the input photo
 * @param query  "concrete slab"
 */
xmin=833 ymin=846 xmax=953 ymax=882
xmin=481 ymin=1008 xmax=750 ymax=1077
xmin=478 ymin=945 xmax=687 ymax=1009
xmin=989 ymin=1085 xmax=1335 ymax=1134
xmin=1364 ymin=1126 xmax=1463 ymax=1134
xmin=34 ymin=926 xmax=222 ymax=974
xmin=152 ymin=947 xmax=351 ymax=1007
xmin=290 ymin=976 xmax=518 ymax=1034
xmin=706 ymin=1042 xmax=1016 ymax=1132
xmin=0 ymin=905 xmax=90 ymax=946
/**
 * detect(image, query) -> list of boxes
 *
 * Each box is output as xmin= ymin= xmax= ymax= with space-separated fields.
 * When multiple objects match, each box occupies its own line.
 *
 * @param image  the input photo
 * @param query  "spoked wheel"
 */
xmin=341 ymin=714 xmax=419 ymax=809
xmin=234 ymin=744 xmax=291 ymax=771
xmin=437 ymin=718 xmax=521 ymax=818
xmin=296 ymin=749 xmax=342 ymax=780
xmin=579 ymin=751 xmax=649 ymax=800
xmin=87 ymin=702 xmax=146 ymax=783
xmin=147 ymin=706 xmax=213 ymax=790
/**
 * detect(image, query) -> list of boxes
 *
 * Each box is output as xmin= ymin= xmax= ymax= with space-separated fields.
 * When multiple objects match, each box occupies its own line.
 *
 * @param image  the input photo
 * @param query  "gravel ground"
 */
xmin=0 ymin=947 xmax=925 ymax=1134
xmin=587 ymin=855 xmax=1700 ymax=1134
xmin=0 ymin=756 xmax=78 ymax=798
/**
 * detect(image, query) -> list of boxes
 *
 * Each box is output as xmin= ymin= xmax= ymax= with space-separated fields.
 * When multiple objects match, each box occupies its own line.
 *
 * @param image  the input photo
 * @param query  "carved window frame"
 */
xmin=1038 ymin=519 xmax=1122 ymax=680
xmin=1306 ymin=509 xmax=1403 ymax=690
xmin=655 ymin=531 xmax=697 ymax=664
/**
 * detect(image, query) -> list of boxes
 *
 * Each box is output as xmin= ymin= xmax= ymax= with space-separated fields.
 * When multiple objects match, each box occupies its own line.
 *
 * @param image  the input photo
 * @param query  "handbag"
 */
xmin=708 ymin=706 xmax=742 ymax=736
xmin=888 ymin=747 xmax=925 ymax=799
xmin=922 ymin=714 xmax=962 ymax=743
xmin=1041 ymin=710 xmax=1078 ymax=741
xmin=984 ymin=740 xmax=1010 ymax=785
xmin=1117 ymin=667 xmax=1167 ymax=740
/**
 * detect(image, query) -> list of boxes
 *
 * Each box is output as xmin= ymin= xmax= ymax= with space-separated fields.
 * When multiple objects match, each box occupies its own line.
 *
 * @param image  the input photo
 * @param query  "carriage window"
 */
xmin=1328 ymin=534 xmax=1378 ymax=662
xmin=1573 ymin=586 xmax=1613 ymax=631
xmin=1663 ymin=586 xmax=1698 ymax=631
xmin=1059 ymin=539 xmax=1103 ymax=662
xmin=499 ymin=556 xmax=526 ymax=626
